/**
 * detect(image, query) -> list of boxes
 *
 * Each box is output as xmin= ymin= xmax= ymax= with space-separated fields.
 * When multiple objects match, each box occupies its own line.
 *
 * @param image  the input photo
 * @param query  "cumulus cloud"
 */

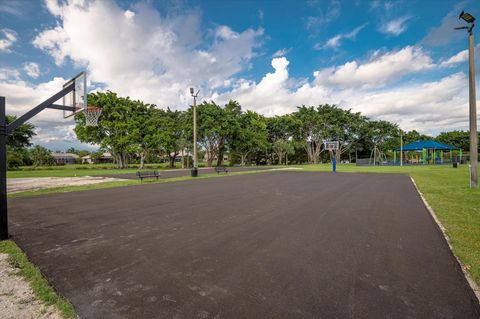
xmin=0 ymin=75 xmax=83 ymax=147
xmin=2 ymin=0 xmax=476 ymax=149
xmin=210 ymin=48 xmax=474 ymax=134
xmin=0 ymin=0 xmax=262 ymax=149
xmin=313 ymin=46 xmax=434 ymax=88
xmin=0 ymin=29 xmax=17 ymax=52
xmin=23 ymin=62 xmax=41 ymax=78
xmin=439 ymin=45 xmax=480 ymax=68
xmin=33 ymin=0 xmax=264 ymax=106
xmin=440 ymin=50 xmax=468 ymax=68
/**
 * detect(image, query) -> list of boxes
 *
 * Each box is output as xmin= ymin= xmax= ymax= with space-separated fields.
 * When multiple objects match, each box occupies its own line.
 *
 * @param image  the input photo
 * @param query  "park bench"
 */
xmin=214 ymin=166 xmax=229 ymax=174
xmin=136 ymin=170 xmax=160 ymax=182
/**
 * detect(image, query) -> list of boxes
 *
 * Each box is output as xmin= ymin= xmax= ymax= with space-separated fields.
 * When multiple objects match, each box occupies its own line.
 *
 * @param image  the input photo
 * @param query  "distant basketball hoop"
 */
xmin=324 ymin=140 xmax=339 ymax=173
xmin=324 ymin=141 xmax=339 ymax=151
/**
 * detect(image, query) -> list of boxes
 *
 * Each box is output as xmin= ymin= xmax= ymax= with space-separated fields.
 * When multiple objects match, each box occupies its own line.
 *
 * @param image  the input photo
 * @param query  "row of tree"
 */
xmin=6 ymin=91 xmax=477 ymax=169
xmin=73 ymin=91 xmax=478 ymax=169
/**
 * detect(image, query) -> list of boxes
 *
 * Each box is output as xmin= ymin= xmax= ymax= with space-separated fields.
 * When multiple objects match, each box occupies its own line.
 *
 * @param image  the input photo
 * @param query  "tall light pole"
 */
xmin=400 ymin=130 xmax=403 ymax=167
xmin=190 ymin=88 xmax=200 ymax=177
xmin=456 ymin=11 xmax=478 ymax=188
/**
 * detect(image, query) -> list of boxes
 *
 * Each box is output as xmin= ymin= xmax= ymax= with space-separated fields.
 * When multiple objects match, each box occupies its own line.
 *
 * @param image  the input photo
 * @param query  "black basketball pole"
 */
xmin=0 ymin=85 xmax=77 ymax=241
xmin=0 ymin=97 xmax=8 ymax=240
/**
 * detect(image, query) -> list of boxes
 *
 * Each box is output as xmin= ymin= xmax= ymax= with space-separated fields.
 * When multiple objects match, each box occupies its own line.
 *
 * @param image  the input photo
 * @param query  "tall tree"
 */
xmin=436 ymin=130 xmax=476 ymax=150
xmin=5 ymin=115 xmax=36 ymax=150
xmin=266 ymin=115 xmax=296 ymax=164
xmin=75 ymin=91 xmax=140 ymax=168
xmin=231 ymin=110 xmax=268 ymax=166
xmin=154 ymin=108 xmax=185 ymax=168
xmin=403 ymin=130 xmax=431 ymax=145
xmin=292 ymin=106 xmax=324 ymax=164
xmin=194 ymin=101 xmax=227 ymax=167
xmin=217 ymin=100 xmax=242 ymax=166
xmin=30 ymin=145 xmax=55 ymax=167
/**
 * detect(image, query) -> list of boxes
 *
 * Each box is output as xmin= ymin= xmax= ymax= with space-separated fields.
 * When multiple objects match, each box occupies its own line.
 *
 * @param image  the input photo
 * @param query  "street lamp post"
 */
xmin=190 ymin=88 xmax=200 ymax=177
xmin=400 ymin=130 xmax=403 ymax=167
xmin=456 ymin=11 xmax=478 ymax=188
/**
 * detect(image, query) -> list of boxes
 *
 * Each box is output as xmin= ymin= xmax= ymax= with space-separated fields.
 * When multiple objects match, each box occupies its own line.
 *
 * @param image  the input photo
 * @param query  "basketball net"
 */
xmin=85 ymin=106 xmax=102 ymax=126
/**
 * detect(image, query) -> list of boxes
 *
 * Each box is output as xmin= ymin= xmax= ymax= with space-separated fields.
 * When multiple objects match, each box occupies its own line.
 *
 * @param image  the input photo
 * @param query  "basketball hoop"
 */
xmin=84 ymin=106 xmax=102 ymax=126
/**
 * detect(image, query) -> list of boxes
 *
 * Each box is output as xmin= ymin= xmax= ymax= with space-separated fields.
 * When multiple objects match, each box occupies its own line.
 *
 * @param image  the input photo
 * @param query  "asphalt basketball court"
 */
xmin=8 ymin=171 xmax=480 ymax=318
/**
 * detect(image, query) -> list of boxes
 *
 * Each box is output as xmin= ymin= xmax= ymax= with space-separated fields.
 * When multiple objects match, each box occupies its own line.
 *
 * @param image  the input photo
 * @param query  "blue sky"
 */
xmin=0 ymin=0 xmax=479 ymax=150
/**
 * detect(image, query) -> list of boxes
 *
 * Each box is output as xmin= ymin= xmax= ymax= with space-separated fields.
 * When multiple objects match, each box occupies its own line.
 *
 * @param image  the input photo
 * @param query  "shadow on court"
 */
xmin=9 ymin=172 xmax=480 ymax=318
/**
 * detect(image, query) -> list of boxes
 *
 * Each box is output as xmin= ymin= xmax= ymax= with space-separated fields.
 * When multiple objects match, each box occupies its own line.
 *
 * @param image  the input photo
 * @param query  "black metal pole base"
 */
xmin=0 ymin=97 xmax=8 ymax=241
xmin=191 ymin=167 xmax=198 ymax=177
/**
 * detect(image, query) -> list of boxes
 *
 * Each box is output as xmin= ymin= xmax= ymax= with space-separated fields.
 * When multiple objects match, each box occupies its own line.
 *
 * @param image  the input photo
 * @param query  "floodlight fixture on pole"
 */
xmin=455 ymin=11 xmax=477 ymax=188
xmin=460 ymin=11 xmax=476 ymax=24
xmin=190 ymin=88 xmax=200 ymax=177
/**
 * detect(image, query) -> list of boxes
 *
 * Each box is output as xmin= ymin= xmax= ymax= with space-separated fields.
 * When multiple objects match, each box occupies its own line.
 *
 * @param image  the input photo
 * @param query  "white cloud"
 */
xmin=316 ymin=23 xmax=368 ymax=50
xmin=210 ymin=48 xmax=475 ymax=134
xmin=440 ymin=50 xmax=468 ymax=68
xmin=0 ymin=28 xmax=17 ymax=52
xmin=380 ymin=16 xmax=411 ymax=36
xmin=3 ymin=0 xmax=476 ymax=149
xmin=0 ymin=76 xmax=82 ymax=146
xmin=439 ymin=45 xmax=480 ymax=68
xmin=0 ymin=68 xmax=21 ymax=82
xmin=33 ymin=0 xmax=263 ymax=106
xmin=23 ymin=62 xmax=41 ymax=78
xmin=313 ymin=46 xmax=434 ymax=88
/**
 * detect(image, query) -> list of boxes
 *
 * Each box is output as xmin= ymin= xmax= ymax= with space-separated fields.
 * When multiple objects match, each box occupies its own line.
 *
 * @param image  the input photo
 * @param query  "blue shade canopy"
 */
xmin=396 ymin=140 xmax=457 ymax=151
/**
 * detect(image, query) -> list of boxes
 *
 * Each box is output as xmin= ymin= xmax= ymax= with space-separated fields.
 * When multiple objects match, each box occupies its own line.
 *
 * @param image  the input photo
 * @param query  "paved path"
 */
xmin=8 ymin=172 xmax=480 ymax=318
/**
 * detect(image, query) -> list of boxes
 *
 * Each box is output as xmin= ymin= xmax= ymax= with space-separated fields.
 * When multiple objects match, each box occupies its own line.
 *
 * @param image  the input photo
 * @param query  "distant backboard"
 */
xmin=62 ymin=71 xmax=87 ymax=118
xmin=324 ymin=141 xmax=339 ymax=151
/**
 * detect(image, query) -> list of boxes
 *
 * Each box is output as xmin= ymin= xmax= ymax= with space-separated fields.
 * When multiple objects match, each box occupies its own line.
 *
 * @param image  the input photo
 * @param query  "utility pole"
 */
xmin=400 ymin=131 xmax=403 ymax=167
xmin=456 ymin=11 xmax=477 ymax=188
xmin=468 ymin=25 xmax=478 ymax=188
xmin=190 ymin=88 xmax=199 ymax=177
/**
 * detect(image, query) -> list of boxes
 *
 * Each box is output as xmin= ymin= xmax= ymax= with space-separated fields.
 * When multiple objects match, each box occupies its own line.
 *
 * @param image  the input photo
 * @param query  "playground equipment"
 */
xmin=369 ymin=143 xmax=387 ymax=166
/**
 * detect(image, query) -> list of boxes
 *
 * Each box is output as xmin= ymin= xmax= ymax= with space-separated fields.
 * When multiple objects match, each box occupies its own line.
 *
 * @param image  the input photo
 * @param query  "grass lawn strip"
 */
xmin=0 ymin=240 xmax=75 ymax=318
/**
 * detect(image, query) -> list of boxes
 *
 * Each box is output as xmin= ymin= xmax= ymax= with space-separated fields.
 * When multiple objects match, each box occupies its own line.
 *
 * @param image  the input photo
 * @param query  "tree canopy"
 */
xmin=73 ymin=90 xmax=472 ymax=168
